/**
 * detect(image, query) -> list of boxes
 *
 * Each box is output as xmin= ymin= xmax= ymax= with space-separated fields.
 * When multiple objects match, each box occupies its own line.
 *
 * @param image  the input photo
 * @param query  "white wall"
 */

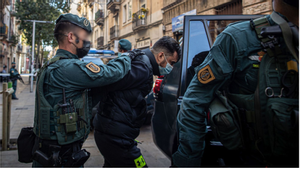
xmin=69 ymin=0 xmax=79 ymax=15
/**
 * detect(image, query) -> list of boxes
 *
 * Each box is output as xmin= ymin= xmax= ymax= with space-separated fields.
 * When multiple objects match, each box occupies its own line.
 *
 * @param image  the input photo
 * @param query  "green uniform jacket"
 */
xmin=172 ymin=14 xmax=286 ymax=166
xmin=10 ymin=67 xmax=18 ymax=98
xmin=34 ymin=49 xmax=131 ymax=141
xmin=9 ymin=67 xmax=19 ymax=80
xmin=42 ymin=49 xmax=131 ymax=107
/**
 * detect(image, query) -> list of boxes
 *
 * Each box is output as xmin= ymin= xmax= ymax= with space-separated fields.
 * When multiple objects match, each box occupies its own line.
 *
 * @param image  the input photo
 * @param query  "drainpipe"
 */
xmin=150 ymin=0 xmax=152 ymax=24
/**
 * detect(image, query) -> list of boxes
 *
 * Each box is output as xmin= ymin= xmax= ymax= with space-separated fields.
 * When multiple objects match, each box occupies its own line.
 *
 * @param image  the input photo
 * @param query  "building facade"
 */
xmin=163 ymin=0 xmax=272 ymax=41
xmin=70 ymin=0 xmax=273 ymax=54
xmin=0 ymin=0 xmax=31 ymax=73
xmin=108 ymin=0 xmax=164 ymax=51
xmin=73 ymin=0 xmax=164 ymax=53
xmin=75 ymin=0 xmax=106 ymax=50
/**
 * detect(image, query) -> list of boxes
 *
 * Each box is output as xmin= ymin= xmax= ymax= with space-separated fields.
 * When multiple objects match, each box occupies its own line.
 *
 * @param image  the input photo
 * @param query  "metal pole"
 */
xmin=2 ymin=83 xmax=8 ymax=151
xmin=30 ymin=21 xmax=35 ymax=93
xmin=7 ymin=89 xmax=12 ymax=147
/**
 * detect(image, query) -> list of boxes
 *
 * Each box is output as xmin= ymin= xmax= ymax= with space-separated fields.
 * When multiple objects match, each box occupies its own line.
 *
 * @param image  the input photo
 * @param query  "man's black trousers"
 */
xmin=94 ymin=130 xmax=147 ymax=168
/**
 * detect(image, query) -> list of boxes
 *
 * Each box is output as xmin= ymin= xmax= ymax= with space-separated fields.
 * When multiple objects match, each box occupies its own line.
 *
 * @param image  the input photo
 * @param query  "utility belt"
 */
xmin=17 ymin=127 xmax=90 ymax=167
xmin=32 ymin=137 xmax=90 ymax=167
xmin=10 ymin=77 xmax=18 ymax=81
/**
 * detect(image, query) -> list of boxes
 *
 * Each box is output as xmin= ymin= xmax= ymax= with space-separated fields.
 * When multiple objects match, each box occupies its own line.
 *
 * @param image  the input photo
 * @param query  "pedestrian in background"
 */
xmin=0 ymin=65 xmax=7 ymax=83
xmin=118 ymin=39 xmax=132 ymax=57
xmin=2 ymin=65 xmax=7 ymax=73
xmin=10 ymin=62 xmax=19 ymax=100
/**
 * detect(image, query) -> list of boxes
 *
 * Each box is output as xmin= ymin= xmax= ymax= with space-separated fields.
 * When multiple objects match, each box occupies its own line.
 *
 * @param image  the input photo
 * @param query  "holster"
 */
xmin=32 ymin=140 xmax=61 ymax=167
xmin=65 ymin=142 xmax=90 ymax=167
xmin=49 ymin=145 xmax=61 ymax=166
xmin=32 ymin=150 xmax=52 ymax=166
xmin=69 ymin=149 xmax=90 ymax=167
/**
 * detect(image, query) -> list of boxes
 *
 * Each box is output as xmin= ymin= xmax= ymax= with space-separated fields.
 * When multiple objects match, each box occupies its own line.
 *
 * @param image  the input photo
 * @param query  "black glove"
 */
xmin=127 ymin=50 xmax=145 ymax=60
xmin=127 ymin=50 xmax=137 ymax=60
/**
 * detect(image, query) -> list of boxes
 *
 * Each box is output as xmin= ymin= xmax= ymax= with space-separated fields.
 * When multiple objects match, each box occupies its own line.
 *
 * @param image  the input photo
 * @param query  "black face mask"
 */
xmin=72 ymin=34 xmax=91 ymax=58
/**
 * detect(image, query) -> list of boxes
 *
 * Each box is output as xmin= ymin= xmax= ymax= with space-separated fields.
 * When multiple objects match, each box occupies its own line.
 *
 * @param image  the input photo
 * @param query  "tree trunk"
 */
xmin=40 ymin=46 xmax=44 ymax=67
xmin=36 ymin=37 xmax=41 ymax=69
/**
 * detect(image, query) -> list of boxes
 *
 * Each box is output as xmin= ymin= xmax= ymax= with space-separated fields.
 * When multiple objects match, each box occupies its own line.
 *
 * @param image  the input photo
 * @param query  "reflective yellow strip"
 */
xmin=134 ymin=155 xmax=146 ymax=168
xmin=253 ymin=64 xmax=260 ymax=68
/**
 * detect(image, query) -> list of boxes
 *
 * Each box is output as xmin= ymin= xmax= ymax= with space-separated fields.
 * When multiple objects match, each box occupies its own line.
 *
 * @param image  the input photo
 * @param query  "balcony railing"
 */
xmin=95 ymin=10 xmax=104 ymax=26
xmin=8 ymin=33 xmax=18 ymax=46
xmin=77 ymin=5 xmax=81 ymax=12
xmin=97 ymin=36 xmax=104 ymax=49
xmin=132 ymin=10 xmax=148 ymax=31
xmin=110 ymin=25 xmax=119 ymax=40
xmin=107 ymin=0 xmax=120 ymax=13
xmin=88 ymin=0 xmax=94 ymax=7
xmin=0 ymin=24 xmax=8 ymax=40
xmin=17 ymin=43 xmax=22 ymax=53
xmin=107 ymin=0 xmax=120 ymax=4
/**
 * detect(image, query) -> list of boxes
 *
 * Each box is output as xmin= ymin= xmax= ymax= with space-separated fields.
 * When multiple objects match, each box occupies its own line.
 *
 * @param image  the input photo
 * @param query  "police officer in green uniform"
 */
xmin=173 ymin=0 xmax=298 ymax=167
xmin=31 ymin=13 xmax=135 ymax=167
xmin=118 ymin=39 xmax=132 ymax=57
xmin=10 ymin=62 xmax=19 ymax=100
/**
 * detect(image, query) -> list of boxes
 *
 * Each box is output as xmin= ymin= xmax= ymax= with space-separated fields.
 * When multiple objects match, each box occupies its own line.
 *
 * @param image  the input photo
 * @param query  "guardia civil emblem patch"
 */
xmin=197 ymin=65 xmax=215 ymax=84
xmin=83 ymin=19 xmax=89 ymax=27
xmin=86 ymin=62 xmax=101 ymax=73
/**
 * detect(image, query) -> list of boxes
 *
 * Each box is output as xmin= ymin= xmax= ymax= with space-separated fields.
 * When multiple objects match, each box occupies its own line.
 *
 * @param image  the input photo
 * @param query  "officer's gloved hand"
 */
xmin=127 ymin=50 xmax=145 ymax=60
xmin=127 ymin=50 xmax=137 ymax=60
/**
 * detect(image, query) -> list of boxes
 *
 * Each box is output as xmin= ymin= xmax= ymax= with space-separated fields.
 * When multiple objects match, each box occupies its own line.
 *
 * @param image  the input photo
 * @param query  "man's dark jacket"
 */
xmin=93 ymin=49 xmax=158 ymax=140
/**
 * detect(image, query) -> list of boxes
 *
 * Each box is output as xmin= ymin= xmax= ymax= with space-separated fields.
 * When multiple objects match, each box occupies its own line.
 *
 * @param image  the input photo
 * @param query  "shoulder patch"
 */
xmin=86 ymin=62 xmax=101 ymax=73
xmin=197 ymin=65 xmax=215 ymax=84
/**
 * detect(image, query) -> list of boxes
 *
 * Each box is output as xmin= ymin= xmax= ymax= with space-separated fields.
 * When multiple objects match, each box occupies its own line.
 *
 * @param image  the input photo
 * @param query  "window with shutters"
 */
xmin=140 ymin=0 xmax=146 ymax=9
xmin=123 ymin=4 xmax=127 ymax=23
xmin=128 ymin=1 xmax=132 ymax=21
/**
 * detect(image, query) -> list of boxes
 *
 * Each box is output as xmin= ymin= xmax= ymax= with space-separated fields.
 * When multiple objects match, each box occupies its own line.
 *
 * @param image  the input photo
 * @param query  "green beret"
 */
xmin=118 ymin=39 xmax=132 ymax=51
xmin=56 ymin=13 xmax=92 ymax=33
xmin=11 ymin=62 xmax=16 ymax=64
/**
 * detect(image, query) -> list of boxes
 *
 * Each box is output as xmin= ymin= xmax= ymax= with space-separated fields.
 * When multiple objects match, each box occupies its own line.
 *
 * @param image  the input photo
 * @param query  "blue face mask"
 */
xmin=159 ymin=54 xmax=173 ymax=75
xmin=118 ymin=52 xmax=122 ymax=57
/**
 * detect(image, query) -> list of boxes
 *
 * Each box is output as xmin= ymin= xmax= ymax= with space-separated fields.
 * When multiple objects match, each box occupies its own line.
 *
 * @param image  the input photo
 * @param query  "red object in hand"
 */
xmin=153 ymin=76 xmax=164 ymax=94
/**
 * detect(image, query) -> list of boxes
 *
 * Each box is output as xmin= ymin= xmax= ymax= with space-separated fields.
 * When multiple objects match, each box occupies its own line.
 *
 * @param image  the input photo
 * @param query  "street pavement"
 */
xmin=0 ymin=81 xmax=170 ymax=167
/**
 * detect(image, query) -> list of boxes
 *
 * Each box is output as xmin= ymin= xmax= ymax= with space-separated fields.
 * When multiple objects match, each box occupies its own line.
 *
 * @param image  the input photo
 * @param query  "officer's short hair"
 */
xmin=54 ymin=22 xmax=80 ymax=44
xmin=152 ymin=36 xmax=181 ymax=61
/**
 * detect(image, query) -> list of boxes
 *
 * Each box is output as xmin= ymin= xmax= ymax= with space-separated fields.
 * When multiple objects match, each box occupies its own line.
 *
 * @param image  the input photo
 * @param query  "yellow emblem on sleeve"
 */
xmin=86 ymin=62 xmax=101 ymax=73
xmin=197 ymin=65 xmax=215 ymax=84
xmin=134 ymin=155 xmax=146 ymax=168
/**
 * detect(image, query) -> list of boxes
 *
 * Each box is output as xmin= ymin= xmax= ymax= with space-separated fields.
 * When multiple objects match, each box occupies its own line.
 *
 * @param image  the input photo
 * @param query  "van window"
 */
xmin=186 ymin=21 xmax=210 ymax=87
